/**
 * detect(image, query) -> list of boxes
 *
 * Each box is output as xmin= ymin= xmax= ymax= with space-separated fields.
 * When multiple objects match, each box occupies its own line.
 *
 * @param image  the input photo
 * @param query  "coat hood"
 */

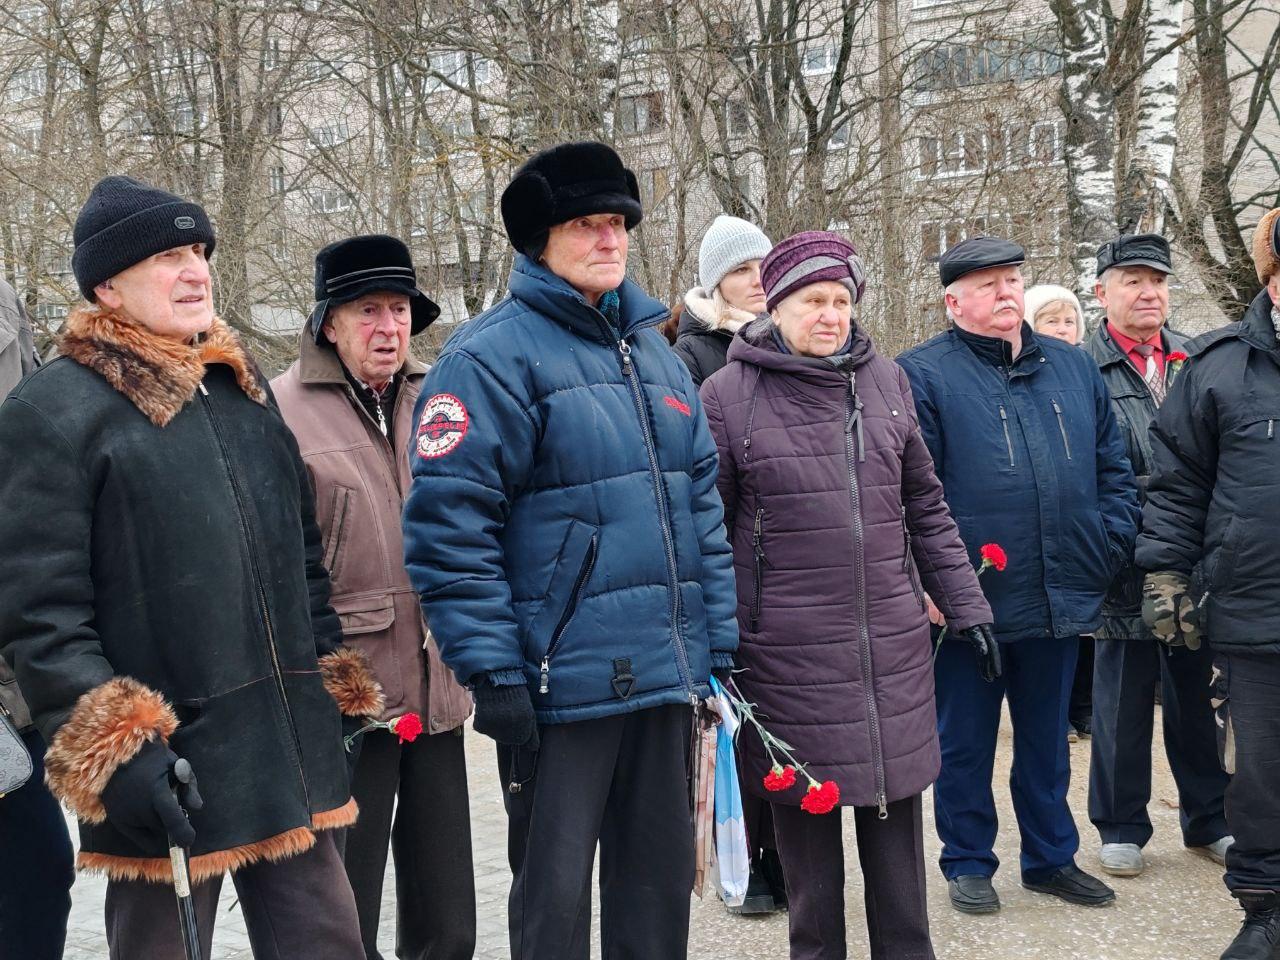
xmin=725 ymin=315 xmax=875 ymax=382
xmin=681 ymin=286 xmax=758 ymax=335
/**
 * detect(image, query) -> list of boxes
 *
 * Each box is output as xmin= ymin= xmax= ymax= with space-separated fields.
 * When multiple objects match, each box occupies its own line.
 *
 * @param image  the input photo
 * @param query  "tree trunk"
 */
xmin=1121 ymin=0 xmax=1184 ymax=232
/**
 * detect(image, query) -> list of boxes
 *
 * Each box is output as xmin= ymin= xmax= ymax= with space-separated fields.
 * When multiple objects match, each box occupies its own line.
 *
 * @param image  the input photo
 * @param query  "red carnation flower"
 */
xmin=763 ymin=765 xmax=797 ymax=792
xmin=1168 ymin=351 xmax=1188 ymax=363
xmin=800 ymin=780 xmax=840 ymax=815
xmin=979 ymin=543 xmax=1008 ymax=572
xmin=390 ymin=713 xmax=424 ymax=744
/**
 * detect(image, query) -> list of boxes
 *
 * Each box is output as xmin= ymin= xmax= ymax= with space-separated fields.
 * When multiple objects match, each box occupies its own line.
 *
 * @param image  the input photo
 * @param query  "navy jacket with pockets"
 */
xmin=897 ymin=324 xmax=1139 ymax=643
xmin=402 ymin=256 xmax=738 ymax=723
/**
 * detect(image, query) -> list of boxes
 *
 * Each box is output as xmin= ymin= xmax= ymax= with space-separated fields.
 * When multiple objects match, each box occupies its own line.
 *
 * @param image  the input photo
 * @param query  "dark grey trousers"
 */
xmin=1088 ymin=638 xmax=1228 ymax=848
xmin=772 ymin=793 xmax=934 ymax=960
xmin=498 ymin=703 xmax=695 ymax=960
xmin=104 ymin=831 xmax=362 ymax=960
xmin=338 ymin=727 xmax=476 ymax=960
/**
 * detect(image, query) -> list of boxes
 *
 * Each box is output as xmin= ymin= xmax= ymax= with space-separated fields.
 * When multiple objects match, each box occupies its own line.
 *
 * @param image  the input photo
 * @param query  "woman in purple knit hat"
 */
xmin=700 ymin=231 xmax=999 ymax=960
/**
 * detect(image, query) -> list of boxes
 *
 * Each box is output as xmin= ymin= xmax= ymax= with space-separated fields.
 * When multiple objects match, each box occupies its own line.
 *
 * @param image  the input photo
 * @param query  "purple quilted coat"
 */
xmin=700 ymin=321 xmax=991 ymax=811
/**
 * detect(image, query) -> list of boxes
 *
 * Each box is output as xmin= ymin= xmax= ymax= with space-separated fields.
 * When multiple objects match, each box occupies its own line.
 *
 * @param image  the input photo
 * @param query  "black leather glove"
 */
xmin=101 ymin=739 xmax=202 ymax=850
xmin=472 ymin=679 xmax=539 ymax=750
xmin=341 ymin=714 xmax=365 ymax=785
xmin=959 ymin=624 xmax=1002 ymax=682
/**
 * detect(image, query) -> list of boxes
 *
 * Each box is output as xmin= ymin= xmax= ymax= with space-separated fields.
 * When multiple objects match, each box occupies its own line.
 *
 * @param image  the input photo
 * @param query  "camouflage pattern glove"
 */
xmin=1141 ymin=571 xmax=1202 ymax=649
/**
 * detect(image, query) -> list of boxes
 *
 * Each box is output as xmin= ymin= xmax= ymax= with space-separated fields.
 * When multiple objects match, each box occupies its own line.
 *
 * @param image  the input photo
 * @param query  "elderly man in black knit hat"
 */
xmin=0 ymin=175 xmax=376 ymax=958
xmin=402 ymin=142 xmax=738 ymax=959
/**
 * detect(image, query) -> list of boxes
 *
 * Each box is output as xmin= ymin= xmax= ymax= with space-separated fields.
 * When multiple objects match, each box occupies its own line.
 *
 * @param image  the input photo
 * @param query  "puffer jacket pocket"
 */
xmin=529 ymin=520 xmax=599 ymax=694
xmin=901 ymin=506 xmax=925 ymax=610
xmin=1207 ymin=516 xmax=1241 ymax=596
xmin=749 ymin=505 xmax=770 ymax=631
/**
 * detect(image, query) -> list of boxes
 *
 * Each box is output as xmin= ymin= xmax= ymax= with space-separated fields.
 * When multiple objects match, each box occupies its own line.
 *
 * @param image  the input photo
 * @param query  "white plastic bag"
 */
xmin=708 ymin=677 xmax=750 ymax=907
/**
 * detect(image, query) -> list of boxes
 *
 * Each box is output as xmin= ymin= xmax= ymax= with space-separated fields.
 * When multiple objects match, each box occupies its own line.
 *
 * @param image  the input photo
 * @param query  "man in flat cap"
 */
xmin=401 ymin=141 xmax=737 ymax=958
xmin=898 ymin=236 xmax=1139 ymax=915
xmin=1136 ymin=209 xmax=1280 ymax=960
xmin=1084 ymin=234 xmax=1231 ymax=883
xmin=271 ymin=235 xmax=475 ymax=960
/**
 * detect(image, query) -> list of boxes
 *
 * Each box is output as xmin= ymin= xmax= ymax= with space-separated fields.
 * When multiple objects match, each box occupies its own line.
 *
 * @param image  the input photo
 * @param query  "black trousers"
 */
xmin=1088 ymin=638 xmax=1228 ymax=848
xmin=105 ymin=831 xmax=362 ymax=960
xmin=499 ymin=703 xmax=694 ymax=960
xmin=1216 ymin=651 xmax=1280 ymax=893
xmin=0 ymin=729 xmax=74 ymax=960
xmin=339 ymin=727 xmax=476 ymax=960
xmin=771 ymin=794 xmax=933 ymax=960
xmin=1069 ymin=637 xmax=1094 ymax=728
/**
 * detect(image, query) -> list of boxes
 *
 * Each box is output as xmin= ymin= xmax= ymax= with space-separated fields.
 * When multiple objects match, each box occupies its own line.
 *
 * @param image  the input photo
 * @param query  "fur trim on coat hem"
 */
xmin=43 ymin=677 xmax=178 ymax=824
xmin=74 ymin=798 xmax=359 ymax=885
xmin=319 ymin=647 xmax=385 ymax=717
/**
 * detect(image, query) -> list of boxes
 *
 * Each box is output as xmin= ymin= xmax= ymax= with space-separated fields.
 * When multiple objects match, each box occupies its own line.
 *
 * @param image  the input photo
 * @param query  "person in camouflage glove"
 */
xmin=1136 ymin=208 xmax=1280 ymax=960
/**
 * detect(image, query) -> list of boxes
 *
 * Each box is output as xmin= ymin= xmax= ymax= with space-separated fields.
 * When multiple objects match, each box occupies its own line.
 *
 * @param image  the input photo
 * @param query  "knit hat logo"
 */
xmin=175 ymin=216 xmax=196 ymax=229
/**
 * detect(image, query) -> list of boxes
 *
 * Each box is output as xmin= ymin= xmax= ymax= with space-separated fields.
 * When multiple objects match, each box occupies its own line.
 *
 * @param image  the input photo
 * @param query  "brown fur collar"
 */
xmin=44 ymin=677 xmax=179 ymax=824
xmin=319 ymin=646 xmax=386 ymax=718
xmin=77 ymin=798 xmax=359 ymax=884
xmin=59 ymin=307 xmax=267 ymax=427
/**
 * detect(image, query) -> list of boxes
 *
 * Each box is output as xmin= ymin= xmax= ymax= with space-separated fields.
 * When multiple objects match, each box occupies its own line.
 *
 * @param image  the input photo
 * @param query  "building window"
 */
xmin=266 ymin=102 xmax=283 ymax=135
xmin=308 ymin=120 xmax=350 ymax=150
xmin=619 ymin=92 xmax=664 ymax=136
xmin=7 ymin=67 xmax=46 ymax=103
xmin=264 ymin=38 xmax=282 ymax=72
xmin=829 ymin=121 xmax=850 ymax=150
xmin=637 ymin=168 xmax=670 ymax=206
xmin=802 ymin=44 xmax=839 ymax=76
xmin=269 ymin=165 xmax=286 ymax=195
xmin=915 ymin=34 xmax=1061 ymax=92
xmin=917 ymin=120 xmax=1063 ymax=178
xmin=425 ymin=52 xmax=491 ymax=91
xmin=308 ymin=187 xmax=352 ymax=214
xmin=723 ymin=98 xmax=751 ymax=137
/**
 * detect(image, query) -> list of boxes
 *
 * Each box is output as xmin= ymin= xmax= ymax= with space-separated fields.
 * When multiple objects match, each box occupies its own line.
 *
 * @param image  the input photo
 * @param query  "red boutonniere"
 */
xmin=343 ymin=712 xmax=425 ymax=752
xmin=717 ymin=680 xmax=841 ymax=815
xmin=1167 ymin=351 xmax=1188 ymax=383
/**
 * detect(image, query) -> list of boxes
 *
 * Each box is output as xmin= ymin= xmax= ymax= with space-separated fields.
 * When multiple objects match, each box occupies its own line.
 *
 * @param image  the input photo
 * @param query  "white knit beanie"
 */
xmin=698 ymin=215 xmax=773 ymax=294
xmin=1024 ymin=284 xmax=1083 ymax=326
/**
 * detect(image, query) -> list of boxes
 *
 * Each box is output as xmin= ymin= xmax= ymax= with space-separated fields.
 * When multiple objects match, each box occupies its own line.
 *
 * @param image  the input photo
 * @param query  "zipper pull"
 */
xmin=877 ymin=792 xmax=888 ymax=820
xmin=198 ymin=382 xmax=208 ymax=396
xmin=1269 ymin=419 xmax=1274 ymax=440
xmin=539 ymin=658 xmax=550 ymax=694
xmin=618 ymin=339 xmax=632 ymax=373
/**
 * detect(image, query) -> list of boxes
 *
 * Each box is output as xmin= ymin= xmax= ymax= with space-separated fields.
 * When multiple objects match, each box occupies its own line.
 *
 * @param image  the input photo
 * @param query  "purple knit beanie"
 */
xmin=760 ymin=231 xmax=867 ymax=313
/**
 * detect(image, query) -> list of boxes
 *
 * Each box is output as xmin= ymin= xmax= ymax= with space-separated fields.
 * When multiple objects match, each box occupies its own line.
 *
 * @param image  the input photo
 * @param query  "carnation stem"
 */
xmin=721 ymin=680 xmax=822 ymax=790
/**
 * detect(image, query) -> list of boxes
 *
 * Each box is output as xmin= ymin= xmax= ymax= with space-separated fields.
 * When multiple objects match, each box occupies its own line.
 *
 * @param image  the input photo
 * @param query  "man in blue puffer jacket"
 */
xmin=897 ymin=236 xmax=1139 ymax=917
xmin=402 ymin=141 xmax=738 ymax=959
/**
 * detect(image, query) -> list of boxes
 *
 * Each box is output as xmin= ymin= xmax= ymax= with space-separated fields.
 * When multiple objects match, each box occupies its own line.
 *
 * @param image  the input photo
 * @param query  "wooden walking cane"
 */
xmin=168 ymin=758 xmax=203 ymax=960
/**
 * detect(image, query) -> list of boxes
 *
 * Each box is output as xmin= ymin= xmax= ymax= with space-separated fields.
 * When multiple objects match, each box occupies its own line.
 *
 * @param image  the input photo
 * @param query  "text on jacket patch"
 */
xmin=417 ymin=393 xmax=469 ymax=458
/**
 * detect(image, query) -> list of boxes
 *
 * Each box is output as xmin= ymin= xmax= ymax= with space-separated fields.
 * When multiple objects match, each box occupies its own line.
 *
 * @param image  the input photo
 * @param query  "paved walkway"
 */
xmin=63 ymin=708 xmax=1240 ymax=959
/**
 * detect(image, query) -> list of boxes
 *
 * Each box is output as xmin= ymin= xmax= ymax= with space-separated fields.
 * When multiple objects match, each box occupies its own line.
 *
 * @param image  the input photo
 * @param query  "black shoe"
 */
xmin=725 ymin=866 xmax=776 ymax=916
xmin=758 ymin=847 xmax=789 ymax=910
xmin=1023 ymin=865 xmax=1115 ymax=907
xmin=1070 ymin=717 xmax=1092 ymax=739
xmin=948 ymin=875 xmax=1000 ymax=914
xmin=1220 ymin=890 xmax=1280 ymax=959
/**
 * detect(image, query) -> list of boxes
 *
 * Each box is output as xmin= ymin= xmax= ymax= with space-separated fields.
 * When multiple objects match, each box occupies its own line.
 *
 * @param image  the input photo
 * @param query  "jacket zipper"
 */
xmin=998 ymin=405 xmax=1015 ymax=468
xmin=1051 ymin=399 xmax=1072 ymax=460
xmin=618 ymin=338 xmax=697 ymax=705
xmin=845 ymin=374 xmax=887 ymax=818
xmin=901 ymin=506 xmax=924 ymax=610
xmin=750 ymin=506 xmax=769 ymax=631
xmin=539 ymin=535 xmax=598 ymax=694
xmin=197 ymin=381 xmax=310 ymax=808
xmin=324 ymin=488 xmax=350 ymax=577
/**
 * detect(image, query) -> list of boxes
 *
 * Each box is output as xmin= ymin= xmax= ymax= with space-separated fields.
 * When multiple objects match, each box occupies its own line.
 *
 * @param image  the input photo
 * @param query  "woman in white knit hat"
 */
xmin=673 ymin=214 xmax=772 ymax=386
xmin=1025 ymin=283 xmax=1085 ymax=345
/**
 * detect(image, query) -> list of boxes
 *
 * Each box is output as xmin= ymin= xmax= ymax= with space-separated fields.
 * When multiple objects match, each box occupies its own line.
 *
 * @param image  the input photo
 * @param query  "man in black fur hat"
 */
xmin=402 ymin=141 xmax=738 ymax=959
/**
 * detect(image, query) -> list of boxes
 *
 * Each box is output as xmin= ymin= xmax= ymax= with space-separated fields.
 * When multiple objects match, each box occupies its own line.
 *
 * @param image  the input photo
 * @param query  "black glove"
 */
xmin=959 ymin=624 xmax=1002 ymax=682
xmin=472 ymin=679 xmax=539 ymax=750
xmin=341 ymin=714 xmax=365 ymax=786
xmin=711 ymin=666 xmax=733 ymax=687
xmin=101 ymin=739 xmax=202 ymax=850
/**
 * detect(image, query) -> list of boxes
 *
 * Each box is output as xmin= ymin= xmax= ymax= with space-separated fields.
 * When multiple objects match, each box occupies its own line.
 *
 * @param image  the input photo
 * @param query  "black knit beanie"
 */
xmin=500 ymin=141 xmax=643 ymax=260
xmin=72 ymin=176 xmax=216 ymax=302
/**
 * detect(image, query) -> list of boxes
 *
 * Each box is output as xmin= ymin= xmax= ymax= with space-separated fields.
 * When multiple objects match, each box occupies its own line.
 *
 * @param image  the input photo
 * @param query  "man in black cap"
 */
xmin=401 ymin=141 xmax=738 ymax=958
xmin=271 ymin=235 xmax=476 ymax=960
xmin=0 ymin=175 xmax=374 ymax=957
xmin=1136 ymin=208 xmax=1280 ymax=960
xmin=1084 ymin=234 xmax=1231 ymax=882
xmin=898 ymin=237 xmax=1139 ymax=915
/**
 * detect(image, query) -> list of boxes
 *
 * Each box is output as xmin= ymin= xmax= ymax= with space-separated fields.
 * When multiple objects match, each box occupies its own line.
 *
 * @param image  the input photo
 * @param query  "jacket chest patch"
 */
xmin=416 ymin=393 xmax=469 ymax=458
xmin=664 ymin=395 xmax=691 ymax=417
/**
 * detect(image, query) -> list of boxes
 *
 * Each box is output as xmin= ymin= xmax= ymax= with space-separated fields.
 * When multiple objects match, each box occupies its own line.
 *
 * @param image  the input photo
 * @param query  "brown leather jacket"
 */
xmin=272 ymin=336 xmax=471 ymax=733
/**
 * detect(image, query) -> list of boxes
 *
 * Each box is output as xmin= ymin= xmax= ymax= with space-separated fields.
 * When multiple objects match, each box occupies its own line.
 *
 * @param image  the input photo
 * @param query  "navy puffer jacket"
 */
xmin=897 ymin=324 xmax=1139 ymax=642
xmin=402 ymin=256 xmax=738 ymax=724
